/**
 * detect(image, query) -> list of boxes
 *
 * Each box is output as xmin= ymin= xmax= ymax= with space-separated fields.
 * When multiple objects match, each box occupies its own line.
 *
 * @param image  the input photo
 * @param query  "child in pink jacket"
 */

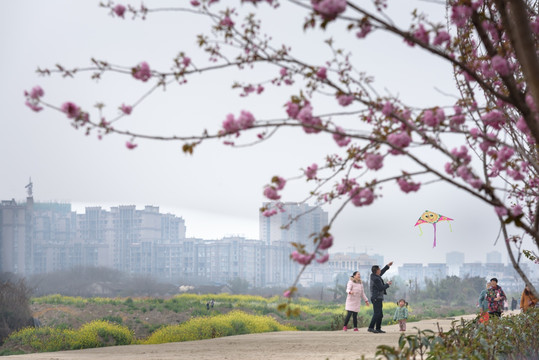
xmin=343 ymin=271 xmax=370 ymax=331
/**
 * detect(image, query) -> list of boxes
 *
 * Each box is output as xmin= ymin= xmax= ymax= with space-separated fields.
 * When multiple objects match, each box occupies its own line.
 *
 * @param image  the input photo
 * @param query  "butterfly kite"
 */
xmin=414 ymin=210 xmax=453 ymax=247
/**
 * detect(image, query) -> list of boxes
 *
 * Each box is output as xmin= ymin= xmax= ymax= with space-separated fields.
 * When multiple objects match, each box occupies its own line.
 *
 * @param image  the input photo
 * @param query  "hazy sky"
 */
xmin=1 ymin=0 xmax=523 ymax=267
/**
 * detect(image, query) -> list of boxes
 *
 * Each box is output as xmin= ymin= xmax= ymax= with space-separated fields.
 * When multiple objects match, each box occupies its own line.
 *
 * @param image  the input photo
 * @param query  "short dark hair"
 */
xmin=490 ymin=277 xmax=498 ymax=283
xmin=371 ymin=265 xmax=380 ymax=274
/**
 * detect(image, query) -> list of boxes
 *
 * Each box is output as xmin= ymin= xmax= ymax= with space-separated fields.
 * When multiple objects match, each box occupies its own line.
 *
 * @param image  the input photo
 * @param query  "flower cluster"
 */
xmin=221 ymin=110 xmax=256 ymax=136
xmin=263 ymin=176 xmax=286 ymax=200
xmin=311 ymin=0 xmax=347 ymax=20
xmin=24 ymin=86 xmax=44 ymax=112
xmin=132 ymin=62 xmax=151 ymax=82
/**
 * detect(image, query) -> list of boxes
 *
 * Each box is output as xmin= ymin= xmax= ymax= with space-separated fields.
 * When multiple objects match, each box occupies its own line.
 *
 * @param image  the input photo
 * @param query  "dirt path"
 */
xmin=4 ymin=314 xmax=481 ymax=360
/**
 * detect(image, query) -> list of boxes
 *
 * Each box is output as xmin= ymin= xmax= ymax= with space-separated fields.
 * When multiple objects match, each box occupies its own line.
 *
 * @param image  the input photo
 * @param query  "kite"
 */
xmin=414 ymin=210 xmax=453 ymax=248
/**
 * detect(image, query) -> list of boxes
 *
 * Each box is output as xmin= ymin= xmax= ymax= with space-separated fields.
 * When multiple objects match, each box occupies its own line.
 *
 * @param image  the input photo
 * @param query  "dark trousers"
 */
xmin=344 ymin=311 xmax=358 ymax=328
xmin=489 ymin=311 xmax=502 ymax=318
xmin=368 ymin=299 xmax=383 ymax=330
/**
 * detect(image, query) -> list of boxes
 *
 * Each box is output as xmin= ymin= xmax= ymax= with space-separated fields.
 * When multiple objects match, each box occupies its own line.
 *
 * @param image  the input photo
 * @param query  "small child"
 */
xmin=393 ymin=299 xmax=408 ymax=332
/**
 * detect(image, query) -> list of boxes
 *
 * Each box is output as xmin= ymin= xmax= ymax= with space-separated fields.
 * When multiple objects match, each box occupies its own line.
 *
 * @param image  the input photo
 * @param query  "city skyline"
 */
xmin=2 ymin=191 xmax=516 ymax=269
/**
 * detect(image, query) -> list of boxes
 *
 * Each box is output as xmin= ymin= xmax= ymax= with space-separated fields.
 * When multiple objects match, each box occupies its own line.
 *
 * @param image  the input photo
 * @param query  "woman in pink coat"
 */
xmin=343 ymin=271 xmax=370 ymax=331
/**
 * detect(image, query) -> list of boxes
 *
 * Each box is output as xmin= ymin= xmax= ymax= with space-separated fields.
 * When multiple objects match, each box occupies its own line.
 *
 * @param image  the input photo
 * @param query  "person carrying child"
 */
xmin=393 ymin=299 xmax=408 ymax=332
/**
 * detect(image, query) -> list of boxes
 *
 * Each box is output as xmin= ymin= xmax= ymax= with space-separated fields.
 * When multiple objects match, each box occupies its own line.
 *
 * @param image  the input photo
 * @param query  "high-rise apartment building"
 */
xmin=446 ymin=251 xmax=465 ymax=276
xmin=259 ymin=202 xmax=329 ymax=286
xmin=486 ymin=251 xmax=502 ymax=264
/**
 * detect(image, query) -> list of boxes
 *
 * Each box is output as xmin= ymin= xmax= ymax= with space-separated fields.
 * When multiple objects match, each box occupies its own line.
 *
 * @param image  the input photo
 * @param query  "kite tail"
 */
xmin=449 ymin=222 xmax=453 ymax=232
xmin=417 ymin=225 xmax=423 ymax=236
xmin=433 ymin=223 xmax=437 ymax=248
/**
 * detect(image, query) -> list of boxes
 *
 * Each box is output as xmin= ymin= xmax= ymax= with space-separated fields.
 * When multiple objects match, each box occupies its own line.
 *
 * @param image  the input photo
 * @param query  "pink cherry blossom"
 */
xmin=263 ymin=186 xmax=281 ymax=200
xmin=397 ymin=178 xmax=421 ymax=193
xmin=220 ymin=15 xmax=234 ymax=28
xmin=316 ymin=253 xmax=330 ymax=264
xmin=506 ymin=168 xmax=524 ymax=181
xmin=387 ymin=131 xmax=411 ymax=148
xmin=262 ymin=208 xmax=278 ymax=217
xmin=433 ymin=31 xmax=450 ymax=46
xmin=350 ymin=187 xmax=374 ymax=206
xmin=305 ymin=163 xmax=318 ymax=179
xmin=237 ymin=110 xmax=255 ymax=129
xmin=491 ymin=55 xmax=510 ymax=76
xmin=221 ymin=111 xmax=255 ymax=134
xmin=469 ymin=127 xmax=481 ymax=138
xmin=113 ymin=4 xmax=126 ymax=18
xmin=24 ymin=86 xmax=45 ymax=112
xmin=516 ymin=117 xmax=530 ymax=134
xmin=525 ymin=93 xmax=537 ymax=112
xmin=222 ymin=114 xmax=240 ymax=133
xmin=273 ymin=176 xmax=286 ymax=190
xmin=451 ymin=5 xmax=472 ymax=28
xmin=256 ymin=85 xmax=264 ymax=94
xmin=291 ymin=251 xmax=314 ymax=265
xmin=285 ymin=101 xmax=300 ymax=119
xmin=337 ymin=95 xmax=354 ymax=107
xmin=302 ymin=117 xmax=323 ymax=134
xmin=333 ymin=126 xmax=351 ymax=147
xmin=280 ymin=67 xmax=288 ymax=77
xmin=356 ymin=21 xmax=372 ymax=38
xmin=132 ymin=62 xmax=151 ymax=82
xmin=495 ymin=206 xmax=508 ymax=217
xmin=25 ymin=101 xmax=43 ymax=112
xmin=28 ymin=86 xmax=44 ymax=99
xmin=444 ymin=162 xmax=455 ymax=175
xmin=451 ymin=146 xmax=471 ymax=164
xmin=316 ymin=67 xmax=327 ymax=79
xmin=511 ymin=204 xmax=523 ymax=216
xmin=311 ymin=0 xmax=346 ymax=20
xmin=125 ymin=141 xmax=137 ymax=149
xmin=481 ymin=110 xmax=506 ymax=129
xmin=365 ymin=153 xmax=384 ymax=170
xmin=190 ymin=0 xmax=200 ymax=6
xmin=413 ymin=24 xmax=429 ymax=45
xmin=283 ymin=290 xmax=291 ymax=298
xmin=297 ymin=104 xmax=313 ymax=123
xmin=120 ymin=104 xmax=132 ymax=115
xmin=61 ymin=102 xmax=81 ymax=119
xmin=182 ymin=57 xmax=191 ymax=67
xmin=482 ymin=20 xmax=499 ymax=42
xmin=381 ymin=101 xmax=393 ymax=116
xmin=319 ymin=235 xmax=333 ymax=250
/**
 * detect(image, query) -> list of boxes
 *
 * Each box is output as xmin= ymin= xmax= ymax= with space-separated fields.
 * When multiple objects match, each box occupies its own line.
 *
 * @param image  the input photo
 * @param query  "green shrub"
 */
xmin=376 ymin=309 xmax=539 ymax=359
xmin=144 ymin=310 xmax=295 ymax=344
xmin=4 ymin=320 xmax=134 ymax=352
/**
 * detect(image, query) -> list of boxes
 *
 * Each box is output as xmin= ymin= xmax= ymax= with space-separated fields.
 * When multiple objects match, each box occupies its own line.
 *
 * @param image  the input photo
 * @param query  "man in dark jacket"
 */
xmin=368 ymin=261 xmax=393 ymax=333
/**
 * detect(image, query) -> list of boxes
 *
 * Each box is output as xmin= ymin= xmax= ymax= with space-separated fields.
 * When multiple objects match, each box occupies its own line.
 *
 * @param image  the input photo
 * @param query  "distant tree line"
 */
xmin=0 ymin=274 xmax=33 ymax=345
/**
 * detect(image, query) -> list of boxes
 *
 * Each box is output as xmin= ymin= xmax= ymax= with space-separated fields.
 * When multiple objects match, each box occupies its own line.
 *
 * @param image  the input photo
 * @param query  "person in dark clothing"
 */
xmin=511 ymin=297 xmax=517 ymax=311
xmin=368 ymin=262 xmax=393 ymax=333
xmin=486 ymin=277 xmax=506 ymax=318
